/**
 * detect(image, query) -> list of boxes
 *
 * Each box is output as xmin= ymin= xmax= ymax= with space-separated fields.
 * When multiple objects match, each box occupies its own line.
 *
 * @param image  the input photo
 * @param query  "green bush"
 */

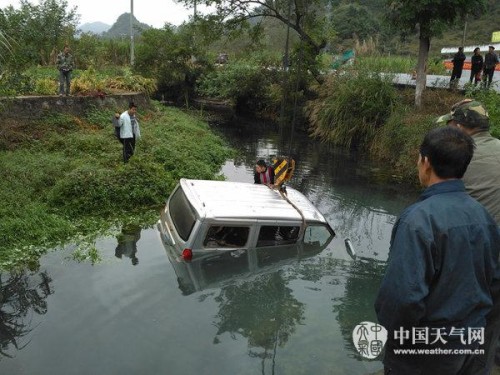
xmin=198 ymin=56 xmax=282 ymax=114
xmin=307 ymin=71 xmax=398 ymax=147
xmin=371 ymin=107 xmax=437 ymax=183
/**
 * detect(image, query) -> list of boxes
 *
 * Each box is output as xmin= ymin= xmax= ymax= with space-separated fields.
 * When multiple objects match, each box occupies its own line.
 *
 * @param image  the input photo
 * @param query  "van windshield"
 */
xmin=169 ymin=187 xmax=197 ymax=241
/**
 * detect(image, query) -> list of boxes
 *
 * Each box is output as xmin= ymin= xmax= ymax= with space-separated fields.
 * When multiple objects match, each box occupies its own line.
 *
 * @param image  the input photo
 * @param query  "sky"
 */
xmin=0 ymin=0 xmax=206 ymax=27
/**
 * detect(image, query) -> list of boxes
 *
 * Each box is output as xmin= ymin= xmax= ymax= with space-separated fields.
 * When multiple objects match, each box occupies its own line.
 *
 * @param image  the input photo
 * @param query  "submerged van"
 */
xmin=157 ymin=179 xmax=335 ymax=261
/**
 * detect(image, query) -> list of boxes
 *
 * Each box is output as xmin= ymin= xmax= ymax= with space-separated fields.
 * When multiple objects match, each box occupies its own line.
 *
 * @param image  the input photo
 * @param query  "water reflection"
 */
xmin=114 ymin=225 xmax=141 ymax=266
xmin=213 ymin=271 xmax=303 ymax=375
xmin=0 ymin=271 xmax=53 ymax=359
xmin=164 ymin=241 xmax=330 ymax=296
xmin=333 ymin=259 xmax=387 ymax=359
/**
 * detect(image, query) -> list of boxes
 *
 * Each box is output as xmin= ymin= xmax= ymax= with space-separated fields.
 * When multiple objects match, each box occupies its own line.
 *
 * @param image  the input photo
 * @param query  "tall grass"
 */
xmin=307 ymin=70 xmax=398 ymax=147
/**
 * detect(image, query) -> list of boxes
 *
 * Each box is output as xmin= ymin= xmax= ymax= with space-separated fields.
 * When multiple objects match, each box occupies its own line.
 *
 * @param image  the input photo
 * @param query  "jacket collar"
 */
xmin=418 ymin=179 xmax=465 ymax=201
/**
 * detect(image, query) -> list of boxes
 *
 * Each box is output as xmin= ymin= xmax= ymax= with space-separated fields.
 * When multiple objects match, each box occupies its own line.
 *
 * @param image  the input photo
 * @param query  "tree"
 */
xmin=134 ymin=24 xmax=210 ymax=103
xmin=0 ymin=0 xmax=78 ymax=69
xmin=179 ymin=0 xmax=334 ymax=81
xmin=331 ymin=3 xmax=380 ymax=44
xmin=386 ymin=0 xmax=486 ymax=107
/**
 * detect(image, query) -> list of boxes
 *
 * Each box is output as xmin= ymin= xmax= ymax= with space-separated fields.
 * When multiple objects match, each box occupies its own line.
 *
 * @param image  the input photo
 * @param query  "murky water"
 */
xmin=0 ymin=118 xmax=419 ymax=375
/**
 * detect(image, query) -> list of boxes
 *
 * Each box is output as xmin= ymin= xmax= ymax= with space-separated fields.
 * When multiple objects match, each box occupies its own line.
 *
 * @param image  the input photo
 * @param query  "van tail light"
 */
xmin=182 ymin=249 xmax=193 ymax=261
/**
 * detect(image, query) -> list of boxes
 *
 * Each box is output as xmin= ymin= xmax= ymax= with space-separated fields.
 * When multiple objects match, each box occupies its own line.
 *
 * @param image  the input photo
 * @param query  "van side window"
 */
xmin=256 ymin=226 xmax=300 ymax=247
xmin=303 ymin=225 xmax=334 ymax=246
xmin=203 ymin=226 xmax=249 ymax=248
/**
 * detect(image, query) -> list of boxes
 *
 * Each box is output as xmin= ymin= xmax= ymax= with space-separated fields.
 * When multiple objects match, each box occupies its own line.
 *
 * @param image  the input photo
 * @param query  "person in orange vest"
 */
xmin=254 ymin=159 xmax=275 ymax=185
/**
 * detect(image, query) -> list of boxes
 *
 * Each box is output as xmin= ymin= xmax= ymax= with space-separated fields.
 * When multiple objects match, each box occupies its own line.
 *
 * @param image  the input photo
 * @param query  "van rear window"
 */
xmin=169 ymin=187 xmax=197 ymax=241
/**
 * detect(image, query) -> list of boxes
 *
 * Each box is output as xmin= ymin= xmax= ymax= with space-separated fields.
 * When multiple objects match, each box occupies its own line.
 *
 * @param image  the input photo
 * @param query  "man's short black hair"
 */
xmin=256 ymin=159 xmax=267 ymax=167
xmin=129 ymin=102 xmax=137 ymax=109
xmin=420 ymin=127 xmax=474 ymax=179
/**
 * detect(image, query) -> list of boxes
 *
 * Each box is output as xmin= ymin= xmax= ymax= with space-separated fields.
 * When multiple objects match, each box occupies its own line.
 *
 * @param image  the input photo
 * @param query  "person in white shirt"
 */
xmin=119 ymin=102 xmax=141 ymax=163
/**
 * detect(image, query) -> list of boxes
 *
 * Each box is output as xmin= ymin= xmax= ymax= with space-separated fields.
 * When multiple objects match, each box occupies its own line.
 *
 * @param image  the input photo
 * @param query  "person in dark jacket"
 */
xmin=483 ymin=46 xmax=499 ymax=88
xmin=470 ymin=47 xmax=484 ymax=86
xmin=449 ymin=47 xmax=466 ymax=89
xmin=254 ymin=159 xmax=275 ymax=185
xmin=375 ymin=127 xmax=500 ymax=375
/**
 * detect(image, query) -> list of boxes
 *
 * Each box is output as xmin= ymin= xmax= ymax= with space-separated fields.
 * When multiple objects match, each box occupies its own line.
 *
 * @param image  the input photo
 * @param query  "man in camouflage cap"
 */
xmin=437 ymin=98 xmax=500 ymax=374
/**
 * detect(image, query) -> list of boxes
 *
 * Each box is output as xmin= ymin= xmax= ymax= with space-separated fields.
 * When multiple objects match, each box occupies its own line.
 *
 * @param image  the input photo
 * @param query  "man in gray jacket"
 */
xmin=437 ymin=99 xmax=500 ymax=374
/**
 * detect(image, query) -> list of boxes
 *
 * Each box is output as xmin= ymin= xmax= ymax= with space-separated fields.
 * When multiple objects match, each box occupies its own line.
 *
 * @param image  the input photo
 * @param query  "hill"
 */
xmin=102 ymin=13 xmax=151 ymax=39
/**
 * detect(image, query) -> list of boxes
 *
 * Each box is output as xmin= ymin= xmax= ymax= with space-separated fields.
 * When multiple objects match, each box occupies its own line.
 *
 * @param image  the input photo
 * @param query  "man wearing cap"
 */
xmin=436 ymin=99 xmax=500 ymax=225
xmin=375 ymin=126 xmax=500 ymax=375
xmin=483 ymin=46 xmax=499 ymax=89
xmin=437 ymin=99 xmax=500 ymax=374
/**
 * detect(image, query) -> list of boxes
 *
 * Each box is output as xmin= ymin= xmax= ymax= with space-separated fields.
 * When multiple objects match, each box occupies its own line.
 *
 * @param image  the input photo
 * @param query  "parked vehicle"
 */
xmin=157 ymin=179 xmax=335 ymax=261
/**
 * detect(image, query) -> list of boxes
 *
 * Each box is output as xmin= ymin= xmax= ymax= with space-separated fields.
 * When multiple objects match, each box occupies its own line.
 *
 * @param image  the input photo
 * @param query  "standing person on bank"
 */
xmin=437 ymin=99 xmax=500 ymax=374
xmin=375 ymin=127 xmax=500 ymax=375
xmin=449 ymin=47 xmax=466 ymax=89
xmin=470 ymin=47 xmax=484 ymax=86
xmin=483 ymin=46 xmax=499 ymax=89
xmin=119 ymin=102 xmax=141 ymax=163
xmin=57 ymin=45 xmax=74 ymax=96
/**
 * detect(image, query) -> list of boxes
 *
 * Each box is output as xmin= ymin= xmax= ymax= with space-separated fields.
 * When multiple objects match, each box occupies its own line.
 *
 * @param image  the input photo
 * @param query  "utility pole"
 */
xmin=462 ymin=14 xmax=468 ymax=48
xmin=130 ymin=0 xmax=135 ymax=66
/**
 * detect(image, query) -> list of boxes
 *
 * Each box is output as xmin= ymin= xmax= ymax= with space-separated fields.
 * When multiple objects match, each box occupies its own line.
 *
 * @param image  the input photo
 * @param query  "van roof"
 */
xmin=179 ymin=179 xmax=327 ymax=224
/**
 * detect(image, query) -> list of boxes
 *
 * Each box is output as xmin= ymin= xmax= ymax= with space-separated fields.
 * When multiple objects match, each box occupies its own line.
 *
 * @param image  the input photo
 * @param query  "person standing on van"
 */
xmin=470 ymin=47 xmax=484 ymax=86
xmin=483 ymin=46 xmax=499 ymax=89
xmin=119 ymin=102 xmax=141 ymax=163
xmin=449 ymin=47 xmax=466 ymax=89
xmin=57 ymin=45 xmax=74 ymax=96
xmin=254 ymin=159 xmax=275 ymax=185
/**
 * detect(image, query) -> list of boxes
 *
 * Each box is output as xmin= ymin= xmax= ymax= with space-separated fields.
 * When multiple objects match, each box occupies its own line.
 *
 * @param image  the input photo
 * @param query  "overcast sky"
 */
xmin=0 ymin=0 xmax=205 ymax=27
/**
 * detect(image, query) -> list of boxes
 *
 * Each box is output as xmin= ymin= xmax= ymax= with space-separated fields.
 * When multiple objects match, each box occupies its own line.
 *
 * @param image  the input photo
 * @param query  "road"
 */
xmin=390 ymin=71 xmax=500 ymax=92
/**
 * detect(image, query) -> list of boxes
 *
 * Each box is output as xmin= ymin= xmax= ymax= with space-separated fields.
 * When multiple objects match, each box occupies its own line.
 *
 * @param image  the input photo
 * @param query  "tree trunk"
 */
xmin=415 ymin=35 xmax=430 ymax=108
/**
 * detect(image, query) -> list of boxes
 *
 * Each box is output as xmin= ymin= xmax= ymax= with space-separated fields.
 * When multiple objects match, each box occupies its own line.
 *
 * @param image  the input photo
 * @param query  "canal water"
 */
xmin=0 ymin=118 xmax=419 ymax=375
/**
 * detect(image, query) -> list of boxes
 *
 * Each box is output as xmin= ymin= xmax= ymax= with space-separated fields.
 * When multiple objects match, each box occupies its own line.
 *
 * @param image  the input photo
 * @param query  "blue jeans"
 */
xmin=59 ymin=70 xmax=71 ymax=95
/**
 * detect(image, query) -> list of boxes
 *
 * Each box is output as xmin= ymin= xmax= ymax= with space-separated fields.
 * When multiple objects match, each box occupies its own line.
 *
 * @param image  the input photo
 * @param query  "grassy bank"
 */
xmin=307 ymin=72 xmax=500 ymax=184
xmin=0 ymin=102 xmax=233 ymax=269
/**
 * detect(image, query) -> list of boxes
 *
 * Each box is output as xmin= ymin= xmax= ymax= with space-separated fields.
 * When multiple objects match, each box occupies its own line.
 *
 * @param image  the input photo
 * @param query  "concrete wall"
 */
xmin=0 ymin=93 xmax=150 ymax=120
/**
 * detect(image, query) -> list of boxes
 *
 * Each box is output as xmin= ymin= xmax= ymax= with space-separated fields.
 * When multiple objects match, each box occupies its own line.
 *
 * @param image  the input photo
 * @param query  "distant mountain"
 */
xmin=78 ymin=21 xmax=111 ymax=35
xmin=102 ymin=13 xmax=151 ymax=39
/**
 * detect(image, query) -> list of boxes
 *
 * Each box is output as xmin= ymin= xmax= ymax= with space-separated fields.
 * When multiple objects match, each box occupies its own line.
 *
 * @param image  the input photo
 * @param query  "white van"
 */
xmin=157 ymin=179 xmax=335 ymax=261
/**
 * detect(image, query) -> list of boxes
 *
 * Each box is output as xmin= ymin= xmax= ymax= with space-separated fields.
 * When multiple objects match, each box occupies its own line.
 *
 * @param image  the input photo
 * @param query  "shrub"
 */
xmin=307 ymin=71 xmax=398 ymax=147
xmin=198 ymin=57 xmax=282 ymax=114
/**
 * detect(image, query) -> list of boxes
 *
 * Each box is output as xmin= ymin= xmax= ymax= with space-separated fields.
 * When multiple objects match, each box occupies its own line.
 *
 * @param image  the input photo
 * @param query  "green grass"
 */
xmin=0 ymin=102 xmax=233 ymax=269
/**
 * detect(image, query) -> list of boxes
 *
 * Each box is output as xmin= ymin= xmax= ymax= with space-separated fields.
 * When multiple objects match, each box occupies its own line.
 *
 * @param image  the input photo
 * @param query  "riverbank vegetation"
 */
xmin=0 ymin=103 xmax=232 ymax=269
xmin=306 ymin=70 xmax=500 ymax=183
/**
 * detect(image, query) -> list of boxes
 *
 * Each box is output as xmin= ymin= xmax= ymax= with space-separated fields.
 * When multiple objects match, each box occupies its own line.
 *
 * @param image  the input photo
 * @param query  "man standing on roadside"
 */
xmin=437 ymin=99 xmax=500 ymax=374
xmin=483 ymin=46 xmax=499 ymax=89
xmin=56 ymin=45 xmax=74 ymax=96
xmin=375 ymin=127 xmax=500 ymax=375
xmin=119 ymin=102 xmax=141 ymax=163
xmin=449 ymin=47 xmax=466 ymax=89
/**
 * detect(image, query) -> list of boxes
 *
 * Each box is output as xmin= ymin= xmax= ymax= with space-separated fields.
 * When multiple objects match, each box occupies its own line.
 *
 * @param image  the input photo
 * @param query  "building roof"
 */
xmin=179 ymin=179 xmax=327 ymax=223
xmin=441 ymin=43 xmax=500 ymax=54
